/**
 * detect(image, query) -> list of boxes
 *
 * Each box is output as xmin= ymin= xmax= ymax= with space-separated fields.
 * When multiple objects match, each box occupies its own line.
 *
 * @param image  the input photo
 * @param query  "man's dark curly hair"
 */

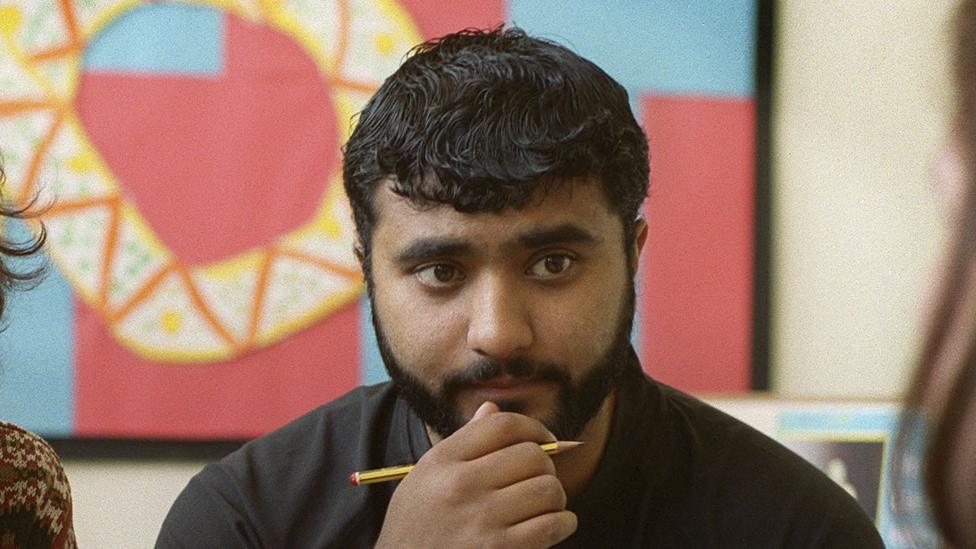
xmin=0 ymin=155 xmax=46 ymax=321
xmin=342 ymin=26 xmax=649 ymax=273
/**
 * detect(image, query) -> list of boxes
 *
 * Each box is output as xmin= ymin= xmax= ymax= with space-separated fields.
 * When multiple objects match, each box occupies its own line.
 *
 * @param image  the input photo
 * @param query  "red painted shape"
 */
xmin=397 ymin=0 xmax=507 ymax=40
xmin=69 ymin=3 xmax=527 ymax=440
xmin=75 ymin=14 xmax=338 ymax=265
xmin=638 ymin=96 xmax=755 ymax=393
xmin=74 ymin=300 xmax=361 ymax=439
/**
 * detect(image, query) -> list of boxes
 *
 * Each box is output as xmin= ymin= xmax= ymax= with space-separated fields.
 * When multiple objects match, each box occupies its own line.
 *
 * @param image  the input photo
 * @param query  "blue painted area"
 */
xmin=508 ymin=1 xmax=756 ymax=96
xmin=778 ymin=410 xmax=897 ymax=433
xmin=359 ymin=296 xmax=390 ymax=385
xmin=0 ymin=244 xmax=75 ymax=437
xmin=879 ymin=416 xmax=939 ymax=547
xmin=83 ymin=3 xmax=224 ymax=76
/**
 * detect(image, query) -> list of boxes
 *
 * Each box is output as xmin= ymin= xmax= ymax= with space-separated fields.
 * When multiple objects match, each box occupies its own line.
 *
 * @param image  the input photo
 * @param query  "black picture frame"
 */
xmin=49 ymin=0 xmax=776 ymax=461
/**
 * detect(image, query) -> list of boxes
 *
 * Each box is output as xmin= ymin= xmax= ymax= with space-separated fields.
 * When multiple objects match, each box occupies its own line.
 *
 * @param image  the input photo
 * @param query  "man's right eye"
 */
xmin=414 ymin=263 xmax=465 ymax=288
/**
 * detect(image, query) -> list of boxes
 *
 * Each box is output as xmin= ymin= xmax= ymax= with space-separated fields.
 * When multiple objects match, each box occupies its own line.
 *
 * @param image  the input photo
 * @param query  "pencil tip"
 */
xmin=556 ymin=441 xmax=584 ymax=452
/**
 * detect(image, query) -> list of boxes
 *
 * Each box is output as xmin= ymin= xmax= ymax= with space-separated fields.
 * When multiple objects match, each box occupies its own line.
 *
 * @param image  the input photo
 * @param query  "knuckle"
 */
xmin=497 ymin=443 xmax=554 ymax=479
xmin=538 ymin=453 xmax=557 ymax=476
xmin=537 ymin=475 xmax=566 ymax=507
xmin=487 ymin=413 xmax=552 ymax=445
xmin=515 ymin=443 xmax=555 ymax=475
xmin=489 ymin=412 xmax=522 ymax=432
xmin=435 ymin=468 xmax=468 ymax=503
xmin=545 ymin=519 xmax=564 ymax=546
xmin=513 ymin=441 xmax=541 ymax=460
xmin=420 ymin=448 xmax=445 ymax=467
xmin=544 ymin=512 xmax=576 ymax=545
xmin=562 ymin=513 xmax=579 ymax=542
xmin=420 ymin=443 xmax=453 ymax=468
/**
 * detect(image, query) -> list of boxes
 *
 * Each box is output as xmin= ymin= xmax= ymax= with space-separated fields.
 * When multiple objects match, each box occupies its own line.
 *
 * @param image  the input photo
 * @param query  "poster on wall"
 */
xmin=778 ymin=408 xmax=940 ymax=549
xmin=0 ymin=0 xmax=764 ymax=440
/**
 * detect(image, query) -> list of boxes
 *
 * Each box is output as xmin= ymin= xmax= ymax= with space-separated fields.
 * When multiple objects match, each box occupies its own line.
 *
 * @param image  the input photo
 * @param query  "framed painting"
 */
xmin=0 ymin=0 xmax=771 ymax=447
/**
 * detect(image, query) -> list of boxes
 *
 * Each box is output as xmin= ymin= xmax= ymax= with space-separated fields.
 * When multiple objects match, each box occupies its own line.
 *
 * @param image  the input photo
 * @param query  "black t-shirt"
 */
xmin=156 ymin=352 xmax=884 ymax=548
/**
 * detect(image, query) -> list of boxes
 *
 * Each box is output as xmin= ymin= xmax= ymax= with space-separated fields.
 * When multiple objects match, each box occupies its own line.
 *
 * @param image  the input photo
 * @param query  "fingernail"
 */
xmin=472 ymin=401 xmax=495 ymax=420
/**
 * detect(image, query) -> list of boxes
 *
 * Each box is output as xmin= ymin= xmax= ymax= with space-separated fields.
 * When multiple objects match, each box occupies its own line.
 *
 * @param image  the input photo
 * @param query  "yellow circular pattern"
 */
xmin=0 ymin=0 xmax=422 ymax=362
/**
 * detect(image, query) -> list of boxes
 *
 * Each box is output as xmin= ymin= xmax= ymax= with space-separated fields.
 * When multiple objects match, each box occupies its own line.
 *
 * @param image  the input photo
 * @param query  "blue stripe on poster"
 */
xmin=508 ymin=0 xmax=756 ymax=96
xmin=779 ymin=411 xmax=897 ymax=434
xmin=82 ymin=3 xmax=224 ymax=76
xmin=0 ymin=251 xmax=75 ymax=437
xmin=359 ymin=296 xmax=390 ymax=385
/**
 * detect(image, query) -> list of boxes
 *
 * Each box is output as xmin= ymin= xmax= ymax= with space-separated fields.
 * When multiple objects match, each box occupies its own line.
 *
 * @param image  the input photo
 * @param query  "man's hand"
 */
xmin=375 ymin=402 xmax=578 ymax=548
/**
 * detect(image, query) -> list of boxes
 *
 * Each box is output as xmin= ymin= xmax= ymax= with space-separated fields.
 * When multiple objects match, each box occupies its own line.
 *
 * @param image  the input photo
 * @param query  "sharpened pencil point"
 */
xmin=539 ymin=440 xmax=584 ymax=456
xmin=555 ymin=441 xmax=584 ymax=452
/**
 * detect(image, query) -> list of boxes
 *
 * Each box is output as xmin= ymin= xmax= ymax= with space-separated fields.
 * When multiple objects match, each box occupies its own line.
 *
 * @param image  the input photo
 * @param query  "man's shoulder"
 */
xmin=656 ymin=383 xmax=781 ymax=452
xmin=183 ymin=381 xmax=400 ymax=508
xmin=223 ymin=381 xmax=398 ymax=468
xmin=646 ymin=382 xmax=883 ymax=546
xmin=651 ymin=382 xmax=856 ymax=498
xmin=157 ymin=382 xmax=400 ymax=547
xmin=259 ymin=382 xmax=396 ymax=441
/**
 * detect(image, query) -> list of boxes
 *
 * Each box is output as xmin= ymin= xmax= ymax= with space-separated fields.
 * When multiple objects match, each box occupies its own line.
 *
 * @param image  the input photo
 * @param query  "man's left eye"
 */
xmin=527 ymin=254 xmax=575 ymax=278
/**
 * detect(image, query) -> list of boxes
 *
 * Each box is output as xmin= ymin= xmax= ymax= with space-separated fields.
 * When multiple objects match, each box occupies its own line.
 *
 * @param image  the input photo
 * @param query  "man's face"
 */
xmin=366 ymin=180 xmax=641 ymax=440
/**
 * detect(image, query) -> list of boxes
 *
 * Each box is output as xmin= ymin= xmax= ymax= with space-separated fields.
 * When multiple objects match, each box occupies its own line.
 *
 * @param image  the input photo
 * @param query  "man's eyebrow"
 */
xmin=394 ymin=238 xmax=475 ymax=264
xmin=393 ymin=224 xmax=600 ymax=264
xmin=515 ymin=224 xmax=601 ymax=249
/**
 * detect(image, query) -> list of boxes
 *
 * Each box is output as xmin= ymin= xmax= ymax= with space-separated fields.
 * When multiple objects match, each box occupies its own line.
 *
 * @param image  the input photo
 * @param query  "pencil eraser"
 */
xmin=349 ymin=472 xmax=359 ymax=486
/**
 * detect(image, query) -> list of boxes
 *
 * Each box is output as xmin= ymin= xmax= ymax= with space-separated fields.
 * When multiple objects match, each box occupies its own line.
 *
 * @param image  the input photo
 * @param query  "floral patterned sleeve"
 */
xmin=0 ymin=421 xmax=76 ymax=548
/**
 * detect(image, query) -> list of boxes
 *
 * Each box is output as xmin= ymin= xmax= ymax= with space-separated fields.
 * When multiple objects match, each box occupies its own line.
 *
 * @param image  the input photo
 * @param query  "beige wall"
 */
xmin=771 ymin=0 xmax=957 ymax=397
xmin=60 ymin=2 xmax=962 ymax=545
xmin=63 ymin=460 xmax=203 ymax=548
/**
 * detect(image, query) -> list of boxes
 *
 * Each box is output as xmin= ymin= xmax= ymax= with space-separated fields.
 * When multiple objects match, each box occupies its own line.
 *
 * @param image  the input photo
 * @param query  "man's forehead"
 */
xmin=369 ymin=181 xmax=624 ymax=260
xmin=371 ymin=177 xmax=613 ymax=225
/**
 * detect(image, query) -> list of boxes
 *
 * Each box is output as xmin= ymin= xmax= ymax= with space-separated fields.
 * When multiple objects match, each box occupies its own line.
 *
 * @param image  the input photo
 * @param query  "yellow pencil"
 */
xmin=349 ymin=441 xmax=583 ymax=486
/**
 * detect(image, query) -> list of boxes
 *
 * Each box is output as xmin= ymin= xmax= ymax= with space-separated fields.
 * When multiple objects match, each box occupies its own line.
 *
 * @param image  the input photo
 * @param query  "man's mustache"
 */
xmin=440 ymin=357 xmax=570 ymax=391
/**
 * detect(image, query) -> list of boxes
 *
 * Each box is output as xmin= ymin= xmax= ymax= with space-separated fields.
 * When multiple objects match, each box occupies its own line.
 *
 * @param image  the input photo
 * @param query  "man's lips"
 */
xmin=473 ymin=376 xmax=524 ymax=390
xmin=464 ymin=377 xmax=554 ymax=395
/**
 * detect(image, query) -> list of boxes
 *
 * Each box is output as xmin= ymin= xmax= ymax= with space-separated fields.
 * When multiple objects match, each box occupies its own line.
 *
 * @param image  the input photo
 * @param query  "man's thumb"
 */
xmin=471 ymin=401 xmax=499 ymax=421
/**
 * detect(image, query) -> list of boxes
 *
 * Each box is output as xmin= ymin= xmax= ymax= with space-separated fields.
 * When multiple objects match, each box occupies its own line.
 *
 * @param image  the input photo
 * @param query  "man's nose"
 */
xmin=466 ymin=275 xmax=533 ymax=360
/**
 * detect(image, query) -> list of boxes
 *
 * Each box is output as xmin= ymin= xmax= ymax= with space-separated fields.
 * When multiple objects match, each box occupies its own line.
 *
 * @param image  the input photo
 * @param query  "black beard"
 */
xmin=370 ymin=283 xmax=635 ymax=441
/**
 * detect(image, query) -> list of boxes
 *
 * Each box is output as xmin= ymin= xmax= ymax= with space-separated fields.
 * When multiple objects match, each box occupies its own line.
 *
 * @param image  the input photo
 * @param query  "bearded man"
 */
xmin=158 ymin=26 xmax=883 ymax=548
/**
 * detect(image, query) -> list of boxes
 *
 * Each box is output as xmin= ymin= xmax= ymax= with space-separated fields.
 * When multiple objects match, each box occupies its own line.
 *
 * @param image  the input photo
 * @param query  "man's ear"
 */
xmin=352 ymin=236 xmax=369 ymax=281
xmin=631 ymin=218 xmax=648 ymax=273
xmin=353 ymin=240 xmax=365 ymax=267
